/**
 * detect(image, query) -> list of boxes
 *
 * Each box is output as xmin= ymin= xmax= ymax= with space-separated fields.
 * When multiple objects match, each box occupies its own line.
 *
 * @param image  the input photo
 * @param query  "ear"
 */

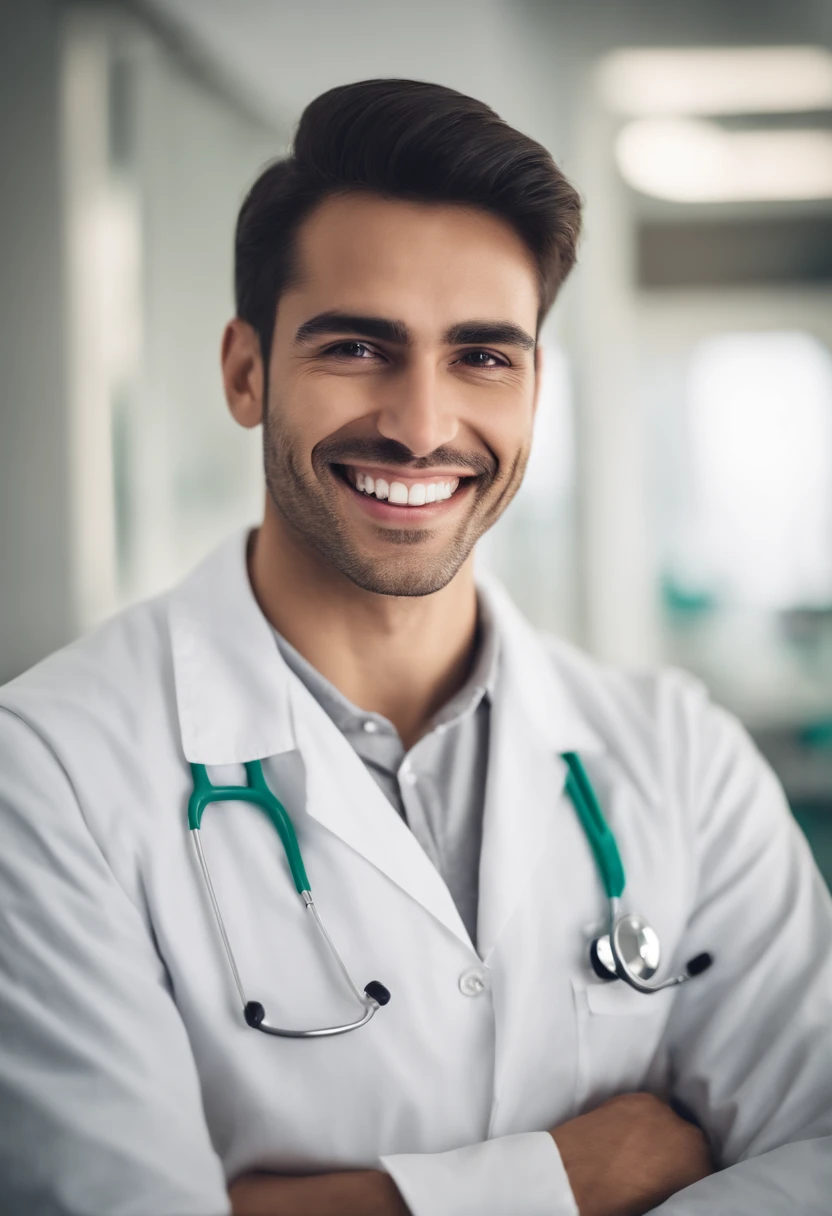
xmin=221 ymin=319 xmax=264 ymax=429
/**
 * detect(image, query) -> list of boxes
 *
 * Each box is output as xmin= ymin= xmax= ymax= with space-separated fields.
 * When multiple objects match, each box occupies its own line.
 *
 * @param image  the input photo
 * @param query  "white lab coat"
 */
xmin=0 ymin=529 xmax=830 ymax=1216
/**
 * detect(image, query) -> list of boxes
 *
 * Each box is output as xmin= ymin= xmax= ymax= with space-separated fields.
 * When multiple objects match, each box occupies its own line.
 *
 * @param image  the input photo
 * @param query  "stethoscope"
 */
xmin=188 ymin=752 xmax=712 ymax=1039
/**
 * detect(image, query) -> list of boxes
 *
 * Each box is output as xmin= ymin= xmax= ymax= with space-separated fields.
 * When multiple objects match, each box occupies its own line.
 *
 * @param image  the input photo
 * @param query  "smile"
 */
xmin=335 ymin=464 xmax=470 ymax=510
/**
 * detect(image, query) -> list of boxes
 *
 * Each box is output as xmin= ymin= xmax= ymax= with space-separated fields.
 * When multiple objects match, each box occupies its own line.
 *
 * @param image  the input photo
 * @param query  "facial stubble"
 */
xmin=262 ymin=399 xmax=528 ymax=598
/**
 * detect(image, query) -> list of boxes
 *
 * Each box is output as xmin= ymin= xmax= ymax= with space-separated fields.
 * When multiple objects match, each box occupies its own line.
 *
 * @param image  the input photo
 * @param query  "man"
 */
xmin=0 ymin=79 xmax=830 ymax=1216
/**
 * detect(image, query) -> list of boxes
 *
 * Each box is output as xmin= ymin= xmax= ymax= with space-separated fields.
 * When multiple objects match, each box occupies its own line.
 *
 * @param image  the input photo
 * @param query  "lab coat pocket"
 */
xmin=571 ymin=976 xmax=673 ymax=1111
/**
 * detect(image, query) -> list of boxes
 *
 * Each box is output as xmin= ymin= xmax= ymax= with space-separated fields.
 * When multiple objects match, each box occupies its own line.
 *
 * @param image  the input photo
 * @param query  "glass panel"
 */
xmin=655 ymin=330 xmax=832 ymax=728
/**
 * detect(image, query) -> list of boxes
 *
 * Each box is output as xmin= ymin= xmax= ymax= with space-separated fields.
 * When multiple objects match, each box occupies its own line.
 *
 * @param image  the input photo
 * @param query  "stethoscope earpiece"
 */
xmin=364 ymin=981 xmax=392 ymax=1006
xmin=685 ymin=952 xmax=713 ymax=977
xmin=244 ymin=1001 xmax=266 ymax=1028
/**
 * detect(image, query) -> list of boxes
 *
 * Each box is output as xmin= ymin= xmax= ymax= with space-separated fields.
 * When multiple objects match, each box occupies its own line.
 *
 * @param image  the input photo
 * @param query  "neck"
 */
xmin=248 ymin=499 xmax=479 ymax=749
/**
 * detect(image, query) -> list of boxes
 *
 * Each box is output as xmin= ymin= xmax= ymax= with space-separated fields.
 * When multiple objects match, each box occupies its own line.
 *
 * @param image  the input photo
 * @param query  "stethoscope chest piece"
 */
xmin=589 ymin=898 xmax=713 ymax=994
xmin=590 ymin=913 xmax=661 ymax=983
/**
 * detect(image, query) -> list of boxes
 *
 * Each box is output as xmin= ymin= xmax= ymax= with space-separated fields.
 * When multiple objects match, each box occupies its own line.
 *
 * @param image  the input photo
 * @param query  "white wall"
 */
xmin=0 ymin=0 xmax=74 ymax=683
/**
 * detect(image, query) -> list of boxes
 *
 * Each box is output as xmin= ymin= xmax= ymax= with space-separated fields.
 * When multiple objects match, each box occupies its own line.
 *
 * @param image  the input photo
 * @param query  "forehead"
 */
xmin=283 ymin=193 xmax=539 ymax=334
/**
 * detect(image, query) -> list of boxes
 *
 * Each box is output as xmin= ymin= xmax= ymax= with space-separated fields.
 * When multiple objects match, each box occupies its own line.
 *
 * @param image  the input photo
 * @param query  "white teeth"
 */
xmin=350 ymin=470 xmax=461 ymax=504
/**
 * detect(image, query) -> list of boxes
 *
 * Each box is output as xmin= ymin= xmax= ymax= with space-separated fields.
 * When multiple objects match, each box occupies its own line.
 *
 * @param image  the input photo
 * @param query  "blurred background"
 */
xmin=2 ymin=0 xmax=831 ymax=879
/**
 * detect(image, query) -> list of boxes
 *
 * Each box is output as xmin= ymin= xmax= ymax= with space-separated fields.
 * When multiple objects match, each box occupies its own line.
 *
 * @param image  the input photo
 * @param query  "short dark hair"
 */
xmin=234 ymin=78 xmax=582 ymax=365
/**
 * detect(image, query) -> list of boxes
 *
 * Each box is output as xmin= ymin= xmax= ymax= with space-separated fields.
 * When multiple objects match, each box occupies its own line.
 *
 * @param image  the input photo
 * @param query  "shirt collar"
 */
xmin=168 ymin=528 xmax=603 ymax=764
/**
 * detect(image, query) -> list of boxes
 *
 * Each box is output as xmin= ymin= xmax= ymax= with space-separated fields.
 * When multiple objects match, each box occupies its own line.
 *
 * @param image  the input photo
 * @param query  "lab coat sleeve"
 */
xmin=381 ymin=1129 xmax=578 ymax=1216
xmin=0 ymin=710 xmax=231 ymax=1216
xmin=652 ymin=693 xmax=832 ymax=1213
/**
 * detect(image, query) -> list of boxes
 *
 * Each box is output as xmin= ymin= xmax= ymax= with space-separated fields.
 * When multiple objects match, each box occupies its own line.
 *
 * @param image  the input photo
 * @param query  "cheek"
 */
xmin=283 ymin=370 xmax=375 ymax=446
xmin=465 ymin=393 xmax=535 ymax=471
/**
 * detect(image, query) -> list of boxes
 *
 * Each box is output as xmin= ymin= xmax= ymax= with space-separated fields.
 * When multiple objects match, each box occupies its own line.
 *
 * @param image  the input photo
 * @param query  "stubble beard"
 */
xmin=262 ymin=402 xmax=528 ymax=599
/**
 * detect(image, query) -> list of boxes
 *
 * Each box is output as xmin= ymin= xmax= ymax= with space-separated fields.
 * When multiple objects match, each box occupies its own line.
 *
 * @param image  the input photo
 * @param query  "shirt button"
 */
xmin=459 ymin=966 xmax=490 ymax=997
xmin=362 ymin=720 xmax=379 ymax=734
xmin=402 ymin=770 xmax=417 ymax=787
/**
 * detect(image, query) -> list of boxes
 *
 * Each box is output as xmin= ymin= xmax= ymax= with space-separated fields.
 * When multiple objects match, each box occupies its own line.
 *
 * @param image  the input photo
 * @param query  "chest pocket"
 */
xmin=571 ymin=976 xmax=674 ymax=1111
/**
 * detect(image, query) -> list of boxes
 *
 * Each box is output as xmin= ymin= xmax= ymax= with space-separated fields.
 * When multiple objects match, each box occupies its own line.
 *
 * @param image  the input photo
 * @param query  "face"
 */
xmin=229 ymin=193 xmax=541 ymax=597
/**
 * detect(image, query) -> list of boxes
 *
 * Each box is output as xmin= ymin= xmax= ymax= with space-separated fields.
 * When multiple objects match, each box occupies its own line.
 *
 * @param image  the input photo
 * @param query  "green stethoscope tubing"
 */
xmin=188 ymin=751 xmax=636 ymax=1036
xmin=562 ymin=752 xmax=625 ymax=900
xmin=189 ymin=753 xmax=625 ymax=902
xmin=189 ymin=760 xmax=310 ymax=894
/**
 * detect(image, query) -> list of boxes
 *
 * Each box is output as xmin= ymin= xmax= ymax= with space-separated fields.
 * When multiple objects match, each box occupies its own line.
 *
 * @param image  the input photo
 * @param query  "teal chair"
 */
xmin=792 ymin=719 xmax=832 ymax=891
xmin=793 ymin=806 xmax=832 ymax=892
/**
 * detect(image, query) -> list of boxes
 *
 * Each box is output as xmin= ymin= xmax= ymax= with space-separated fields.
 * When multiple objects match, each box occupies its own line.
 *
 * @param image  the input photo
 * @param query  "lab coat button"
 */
xmin=459 ymin=966 xmax=490 ymax=997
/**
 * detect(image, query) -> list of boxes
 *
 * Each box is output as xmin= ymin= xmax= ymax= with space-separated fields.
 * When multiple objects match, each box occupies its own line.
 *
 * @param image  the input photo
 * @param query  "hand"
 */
xmin=550 ymin=1092 xmax=714 ymax=1216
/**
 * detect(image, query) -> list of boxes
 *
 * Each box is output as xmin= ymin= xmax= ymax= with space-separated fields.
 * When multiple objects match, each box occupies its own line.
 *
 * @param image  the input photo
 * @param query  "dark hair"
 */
xmin=234 ymin=78 xmax=582 ymax=365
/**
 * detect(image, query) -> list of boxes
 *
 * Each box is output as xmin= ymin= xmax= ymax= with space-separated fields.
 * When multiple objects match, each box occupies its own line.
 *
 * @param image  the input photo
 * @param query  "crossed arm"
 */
xmin=228 ymin=1093 xmax=712 ymax=1216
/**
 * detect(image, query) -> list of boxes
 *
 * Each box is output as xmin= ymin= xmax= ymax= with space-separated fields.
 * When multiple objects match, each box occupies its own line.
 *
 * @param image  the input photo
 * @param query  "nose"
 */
xmin=375 ymin=360 xmax=459 ymax=458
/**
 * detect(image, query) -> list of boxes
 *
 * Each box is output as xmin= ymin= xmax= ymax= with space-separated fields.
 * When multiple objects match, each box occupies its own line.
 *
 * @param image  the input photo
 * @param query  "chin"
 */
xmin=333 ymin=549 xmax=470 ymax=599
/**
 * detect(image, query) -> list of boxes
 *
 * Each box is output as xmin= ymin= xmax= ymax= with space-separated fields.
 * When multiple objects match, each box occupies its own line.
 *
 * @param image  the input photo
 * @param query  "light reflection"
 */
xmin=599 ymin=46 xmax=832 ymax=117
xmin=686 ymin=332 xmax=832 ymax=610
xmin=616 ymin=120 xmax=832 ymax=203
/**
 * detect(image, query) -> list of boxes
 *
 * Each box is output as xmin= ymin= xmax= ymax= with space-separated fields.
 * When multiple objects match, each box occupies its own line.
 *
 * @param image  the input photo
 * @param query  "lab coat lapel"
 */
xmin=476 ymin=580 xmax=604 ymax=962
xmin=291 ymin=679 xmax=472 ymax=949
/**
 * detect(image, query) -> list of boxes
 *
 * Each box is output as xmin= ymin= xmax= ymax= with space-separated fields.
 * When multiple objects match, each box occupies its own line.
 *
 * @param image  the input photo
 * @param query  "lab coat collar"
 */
xmin=169 ymin=529 xmax=295 ymax=764
xmin=476 ymin=573 xmax=604 ymax=757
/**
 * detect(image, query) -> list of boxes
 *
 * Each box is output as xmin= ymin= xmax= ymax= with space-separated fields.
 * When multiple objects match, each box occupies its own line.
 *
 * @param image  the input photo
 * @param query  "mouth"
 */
xmin=331 ymin=462 xmax=476 ymax=521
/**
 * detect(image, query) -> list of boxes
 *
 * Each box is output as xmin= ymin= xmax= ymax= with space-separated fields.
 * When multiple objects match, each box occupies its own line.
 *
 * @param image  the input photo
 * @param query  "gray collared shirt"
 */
xmin=273 ymin=601 xmax=499 ymax=945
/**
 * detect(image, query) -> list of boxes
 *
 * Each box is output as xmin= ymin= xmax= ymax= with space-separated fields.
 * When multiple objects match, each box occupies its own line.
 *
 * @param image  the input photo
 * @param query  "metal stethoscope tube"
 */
xmin=192 ymin=831 xmax=390 ymax=1038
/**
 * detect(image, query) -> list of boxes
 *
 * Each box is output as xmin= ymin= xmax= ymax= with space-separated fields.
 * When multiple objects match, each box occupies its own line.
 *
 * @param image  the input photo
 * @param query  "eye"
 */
xmin=458 ymin=349 xmax=509 ymax=368
xmin=325 ymin=340 xmax=379 ymax=360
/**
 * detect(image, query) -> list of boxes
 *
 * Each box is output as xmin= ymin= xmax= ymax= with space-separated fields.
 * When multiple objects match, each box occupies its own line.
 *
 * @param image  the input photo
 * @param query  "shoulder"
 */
xmin=538 ymin=632 xmax=711 ymax=739
xmin=0 ymin=591 xmax=174 ymax=762
xmin=535 ymin=630 xmax=757 ymax=813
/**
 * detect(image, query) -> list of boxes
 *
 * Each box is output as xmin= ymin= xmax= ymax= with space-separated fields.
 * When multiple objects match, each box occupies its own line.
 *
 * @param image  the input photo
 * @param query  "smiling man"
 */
xmin=1 ymin=80 xmax=831 ymax=1216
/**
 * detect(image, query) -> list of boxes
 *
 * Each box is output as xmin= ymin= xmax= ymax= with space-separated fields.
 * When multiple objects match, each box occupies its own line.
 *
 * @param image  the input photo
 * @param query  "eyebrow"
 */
xmin=293 ymin=311 xmax=536 ymax=352
xmin=294 ymin=312 xmax=409 ymax=345
xmin=444 ymin=321 xmax=536 ymax=352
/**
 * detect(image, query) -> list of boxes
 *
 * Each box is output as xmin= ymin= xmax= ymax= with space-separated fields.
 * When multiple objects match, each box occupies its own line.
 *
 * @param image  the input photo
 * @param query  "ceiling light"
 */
xmin=599 ymin=47 xmax=832 ymax=117
xmin=616 ymin=118 xmax=832 ymax=203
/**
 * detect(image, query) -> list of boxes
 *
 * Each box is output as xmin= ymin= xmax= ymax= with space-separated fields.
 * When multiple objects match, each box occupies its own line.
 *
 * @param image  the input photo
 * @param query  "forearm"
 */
xmin=228 ymin=1168 xmax=410 ymax=1216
